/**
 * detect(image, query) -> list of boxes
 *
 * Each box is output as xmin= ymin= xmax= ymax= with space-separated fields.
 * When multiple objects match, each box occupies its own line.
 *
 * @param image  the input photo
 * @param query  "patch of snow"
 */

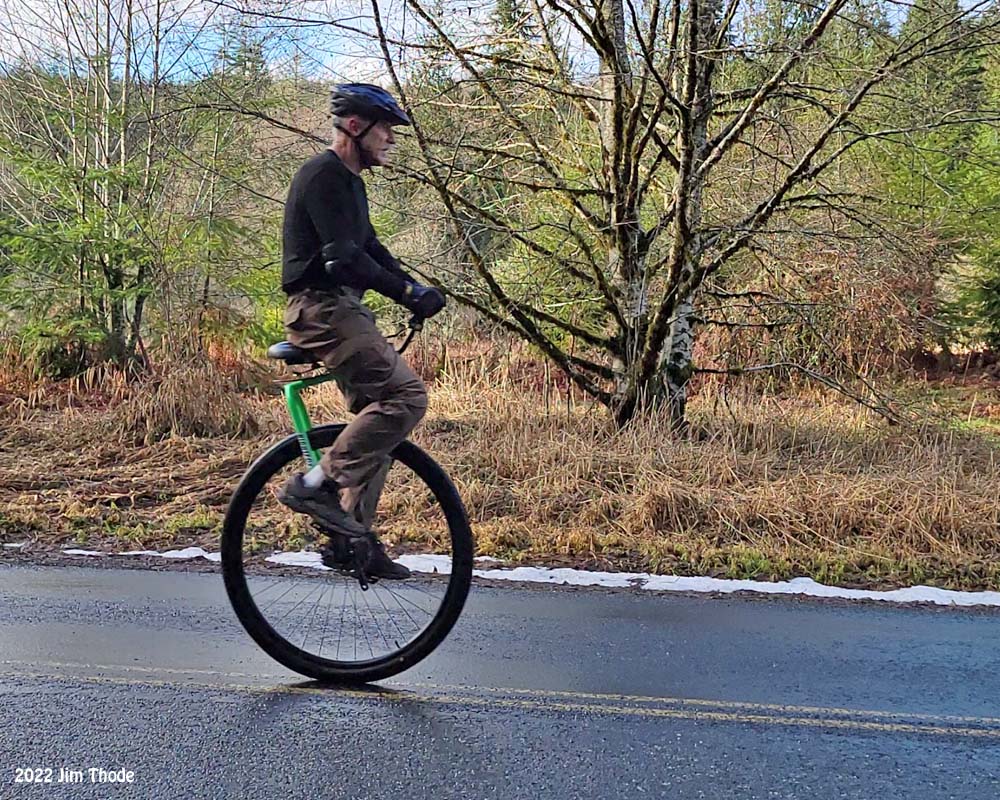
xmin=157 ymin=547 xmax=221 ymax=562
xmin=641 ymin=574 xmax=1000 ymax=607
xmin=474 ymin=565 xmax=644 ymax=588
xmin=402 ymin=555 xmax=1000 ymax=607
xmin=44 ymin=546 xmax=1000 ymax=608
xmin=474 ymin=556 xmax=501 ymax=563
xmin=396 ymin=554 xmax=453 ymax=574
xmin=397 ymin=556 xmax=640 ymax=587
xmin=115 ymin=547 xmax=220 ymax=562
xmin=63 ymin=547 xmax=222 ymax=562
xmin=265 ymin=551 xmax=330 ymax=571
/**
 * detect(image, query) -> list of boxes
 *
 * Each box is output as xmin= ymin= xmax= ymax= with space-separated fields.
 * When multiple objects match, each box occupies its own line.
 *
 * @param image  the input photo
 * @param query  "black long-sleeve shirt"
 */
xmin=281 ymin=149 xmax=413 ymax=299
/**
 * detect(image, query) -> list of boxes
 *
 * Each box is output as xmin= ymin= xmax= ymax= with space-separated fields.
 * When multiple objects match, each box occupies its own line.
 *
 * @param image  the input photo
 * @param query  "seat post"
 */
xmin=282 ymin=377 xmax=327 ymax=468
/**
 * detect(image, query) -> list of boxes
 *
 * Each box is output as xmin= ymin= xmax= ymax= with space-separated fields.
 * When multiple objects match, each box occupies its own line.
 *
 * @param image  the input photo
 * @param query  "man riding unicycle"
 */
xmin=277 ymin=84 xmax=446 ymax=579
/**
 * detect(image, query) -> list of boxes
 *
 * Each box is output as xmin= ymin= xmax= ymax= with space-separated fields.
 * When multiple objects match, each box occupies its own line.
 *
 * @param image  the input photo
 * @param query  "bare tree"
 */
xmin=0 ymin=0 xmax=197 ymax=363
xmin=361 ymin=0 xmax=998 ymax=425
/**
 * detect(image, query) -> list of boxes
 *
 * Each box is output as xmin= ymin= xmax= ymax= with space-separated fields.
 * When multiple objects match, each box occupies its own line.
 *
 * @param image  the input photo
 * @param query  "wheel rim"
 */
xmin=227 ymin=436 xmax=468 ymax=673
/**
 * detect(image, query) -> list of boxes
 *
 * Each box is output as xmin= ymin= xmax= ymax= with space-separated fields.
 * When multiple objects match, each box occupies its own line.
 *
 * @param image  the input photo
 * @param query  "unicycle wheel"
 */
xmin=221 ymin=424 xmax=473 ymax=683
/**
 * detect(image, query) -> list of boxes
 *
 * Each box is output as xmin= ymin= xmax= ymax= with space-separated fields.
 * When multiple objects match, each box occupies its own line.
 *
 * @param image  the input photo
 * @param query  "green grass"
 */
xmin=164 ymin=505 xmax=219 ymax=536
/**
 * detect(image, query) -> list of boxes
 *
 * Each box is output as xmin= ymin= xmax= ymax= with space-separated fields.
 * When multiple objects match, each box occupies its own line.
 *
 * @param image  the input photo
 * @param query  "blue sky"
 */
xmin=1 ymin=0 xmax=986 ymax=87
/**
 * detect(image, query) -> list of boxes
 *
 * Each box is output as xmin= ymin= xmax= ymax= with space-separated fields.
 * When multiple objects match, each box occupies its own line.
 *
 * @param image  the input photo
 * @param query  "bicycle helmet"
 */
xmin=330 ymin=84 xmax=410 ymax=167
xmin=330 ymin=83 xmax=411 ymax=126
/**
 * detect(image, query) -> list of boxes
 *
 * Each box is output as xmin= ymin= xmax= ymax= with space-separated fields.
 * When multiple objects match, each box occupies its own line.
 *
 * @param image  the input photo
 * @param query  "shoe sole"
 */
xmin=319 ymin=551 xmax=409 ymax=580
xmin=320 ymin=546 xmax=411 ymax=580
xmin=368 ymin=570 xmax=411 ymax=580
xmin=277 ymin=491 xmax=366 ymax=539
xmin=320 ymin=550 xmax=411 ymax=580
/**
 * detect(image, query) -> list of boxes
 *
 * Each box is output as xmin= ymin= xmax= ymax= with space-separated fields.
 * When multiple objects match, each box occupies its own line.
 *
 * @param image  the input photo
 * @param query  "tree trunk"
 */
xmin=660 ymin=292 xmax=695 ymax=426
xmin=618 ymin=0 xmax=719 ymax=427
xmin=127 ymin=0 xmax=163 ymax=364
xmin=106 ymin=272 xmax=127 ymax=363
xmin=598 ymin=0 xmax=651 ymax=414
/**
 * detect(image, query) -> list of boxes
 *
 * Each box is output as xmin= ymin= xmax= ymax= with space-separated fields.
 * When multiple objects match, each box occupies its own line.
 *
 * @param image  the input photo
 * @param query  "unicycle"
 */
xmin=221 ymin=316 xmax=473 ymax=683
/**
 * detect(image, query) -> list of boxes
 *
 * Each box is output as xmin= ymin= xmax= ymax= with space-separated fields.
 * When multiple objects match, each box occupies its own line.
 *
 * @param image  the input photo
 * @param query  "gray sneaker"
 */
xmin=277 ymin=473 xmax=367 ymax=539
xmin=278 ymin=474 xmax=411 ymax=581
xmin=361 ymin=536 xmax=411 ymax=580
xmin=318 ymin=533 xmax=411 ymax=580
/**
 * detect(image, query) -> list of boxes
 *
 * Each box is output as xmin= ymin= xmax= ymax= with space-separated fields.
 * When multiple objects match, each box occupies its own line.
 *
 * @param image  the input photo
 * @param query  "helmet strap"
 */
xmin=335 ymin=120 xmax=379 ymax=168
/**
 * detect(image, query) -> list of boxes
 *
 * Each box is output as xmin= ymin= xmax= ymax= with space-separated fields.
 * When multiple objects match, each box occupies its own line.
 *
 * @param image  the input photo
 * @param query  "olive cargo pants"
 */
xmin=283 ymin=287 xmax=428 ymax=526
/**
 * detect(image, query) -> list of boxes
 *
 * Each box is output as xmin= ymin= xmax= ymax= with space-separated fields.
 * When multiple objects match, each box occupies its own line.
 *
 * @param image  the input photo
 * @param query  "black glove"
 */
xmin=403 ymin=283 xmax=446 ymax=319
xmin=322 ymin=240 xmax=410 ymax=302
xmin=322 ymin=240 xmax=360 ymax=279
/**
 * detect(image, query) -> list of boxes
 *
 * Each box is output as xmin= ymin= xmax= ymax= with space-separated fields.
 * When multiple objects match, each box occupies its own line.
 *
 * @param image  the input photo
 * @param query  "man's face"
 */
xmin=355 ymin=118 xmax=396 ymax=167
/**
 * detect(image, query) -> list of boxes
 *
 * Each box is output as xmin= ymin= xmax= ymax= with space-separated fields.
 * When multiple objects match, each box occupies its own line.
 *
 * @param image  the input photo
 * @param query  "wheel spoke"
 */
xmin=257 ymin=577 xmax=306 ymax=615
xmin=360 ymin=585 xmax=393 ymax=654
xmin=379 ymin=581 xmax=438 ymax=621
xmin=272 ymin=581 xmax=324 ymax=628
xmin=298 ymin=582 xmax=331 ymax=653
xmin=378 ymin=586 xmax=420 ymax=636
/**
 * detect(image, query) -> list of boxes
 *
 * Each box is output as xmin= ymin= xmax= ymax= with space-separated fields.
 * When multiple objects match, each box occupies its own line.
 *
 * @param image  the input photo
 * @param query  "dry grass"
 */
xmin=410 ymin=372 xmax=1000 ymax=589
xmin=1 ymin=348 xmax=999 ymax=591
xmin=105 ymin=360 xmax=263 ymax=445
xmin=0 ymin=343 xmax=272 ymax=444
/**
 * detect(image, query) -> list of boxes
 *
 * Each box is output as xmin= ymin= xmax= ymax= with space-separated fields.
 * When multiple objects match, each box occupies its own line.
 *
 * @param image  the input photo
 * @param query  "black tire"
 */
xmin=221 ymin=424 xmax=473 ymax=683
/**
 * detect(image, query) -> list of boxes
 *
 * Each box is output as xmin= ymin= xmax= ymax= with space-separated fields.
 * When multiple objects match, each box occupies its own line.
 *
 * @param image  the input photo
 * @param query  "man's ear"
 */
xmin=348 ymin=115 xmax=369 ymax=136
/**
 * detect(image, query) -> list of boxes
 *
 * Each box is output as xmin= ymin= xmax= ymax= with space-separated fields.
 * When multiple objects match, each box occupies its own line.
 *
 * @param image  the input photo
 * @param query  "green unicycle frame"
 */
xmin=282 ymin=373 xmax=335 ymax=469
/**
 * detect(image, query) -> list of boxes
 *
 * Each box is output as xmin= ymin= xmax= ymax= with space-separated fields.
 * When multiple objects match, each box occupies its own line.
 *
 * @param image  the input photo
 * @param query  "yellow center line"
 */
xmin=410 ymin=681 xmax=1000 ymax=727
xmin=2 ymin=661 xmax=999 ymax=739
xmin=4 ymin=659 xmax=998 ymax=728
xmin=1 ymin=659 xmax=260 ymax=680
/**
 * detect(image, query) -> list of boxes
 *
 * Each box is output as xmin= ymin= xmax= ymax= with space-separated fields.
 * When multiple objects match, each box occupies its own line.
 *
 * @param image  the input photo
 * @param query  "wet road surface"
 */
xmin=1 ymin=563 xmax=998 ymax=798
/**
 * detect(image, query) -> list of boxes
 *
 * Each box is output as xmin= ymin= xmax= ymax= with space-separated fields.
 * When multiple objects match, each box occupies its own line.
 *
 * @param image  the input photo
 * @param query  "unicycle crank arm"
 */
xmin=311 ymin=523 xmax=373 ymax=590
xmin=352 ymin=537 xmax=371 ymax=591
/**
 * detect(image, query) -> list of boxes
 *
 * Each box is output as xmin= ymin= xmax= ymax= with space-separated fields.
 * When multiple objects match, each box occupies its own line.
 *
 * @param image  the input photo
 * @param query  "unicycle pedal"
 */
xmin=311 ymin=523 xmax=374 ymax=589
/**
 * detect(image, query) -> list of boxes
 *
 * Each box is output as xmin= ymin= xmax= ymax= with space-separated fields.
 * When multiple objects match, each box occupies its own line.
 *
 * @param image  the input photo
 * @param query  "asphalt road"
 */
xmin=1 ymin=562 xmax=999 ymax=799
